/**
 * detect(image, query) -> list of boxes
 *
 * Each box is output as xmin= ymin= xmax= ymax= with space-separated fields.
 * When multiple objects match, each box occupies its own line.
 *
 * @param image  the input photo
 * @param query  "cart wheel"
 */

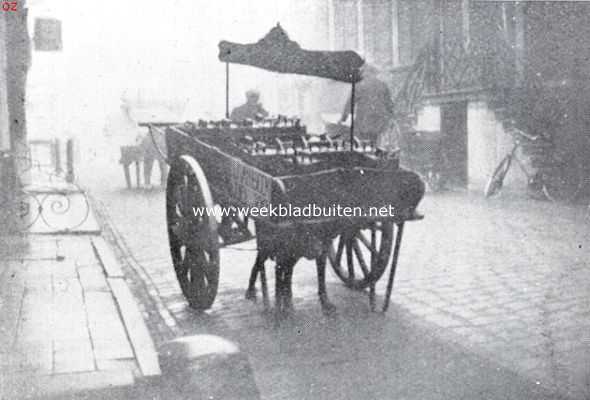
xmin=324 ymin=221 xmax=394 ymax=290
xmin=166 ymin=155 xmax=219 ymax=310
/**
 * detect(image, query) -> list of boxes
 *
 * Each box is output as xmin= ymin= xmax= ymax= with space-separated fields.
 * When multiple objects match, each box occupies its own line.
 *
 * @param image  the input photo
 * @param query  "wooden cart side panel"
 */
xmin=165 ymin=126 xmax=281 ymax=208
xmin=227 ymin=158 xmax=276 ymax=207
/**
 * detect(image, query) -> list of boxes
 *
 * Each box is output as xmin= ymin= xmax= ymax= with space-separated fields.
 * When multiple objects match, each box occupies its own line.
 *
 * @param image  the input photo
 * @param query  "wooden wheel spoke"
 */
xmin=346 ymin=238 xmax=355 ymax=279
xmin=171 ymin=220 xmax=189 ymax=244
xmin=186 ymin=249 xmax=212 ymax=295
xmin=178 ymin=185 xmax=195 ymax=217
xmin=352 ymin=239 xmax=370 ymax=277
xmin=335 ymin=236 xmax=345 ymax=265
xmin=356 ymin=231 xmax=377 ymax=255
xmin=201 ymin=252 xmax=218 ymax=284
xmin=169 ymin=200 xmax=183 ymax=222
xmin=177 ymin=247 xmax=193 ymax=288
xmin=326 ymin=235 xmax=344 ymax=266
xmin=168 ymin=210 xmax=181 ymax=232
xmin=326 ymin=241 xmax=337 ymax=266
xmin=174 ymin=245 xmax=188 ymax=275
xmin=190 ymin=251 xmax=206 ymax=281
xmin=370 ymin=225 xmax=377 ymax=268
xmin=177 ymin=183 xmax=188 ymax=211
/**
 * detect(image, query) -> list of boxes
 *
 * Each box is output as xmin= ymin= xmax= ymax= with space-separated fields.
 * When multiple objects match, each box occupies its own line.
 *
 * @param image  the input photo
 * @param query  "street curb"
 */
xmin=86 ymin=191 xmax=180 ymax=339
xmin=90 ymin=224 xmax=162 ymax=377
xmin=91 ymin=236 xmax=124 ymax=278
xmin=108 ymin=277 xmax=162 ymax=377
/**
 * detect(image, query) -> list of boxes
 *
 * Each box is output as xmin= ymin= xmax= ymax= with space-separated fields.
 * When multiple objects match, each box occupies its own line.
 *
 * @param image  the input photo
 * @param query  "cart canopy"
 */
xmin=218 ymin=24 xmax=364 ymax=83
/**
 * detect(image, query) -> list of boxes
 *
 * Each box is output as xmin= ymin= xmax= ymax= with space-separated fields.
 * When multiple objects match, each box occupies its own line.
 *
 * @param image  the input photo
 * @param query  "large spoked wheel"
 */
xmin=484 ymin=155 xmax=512 ymax=198
xmin=542 ymin=156 xmax=583 ymax=202
xmin=166 ymin=155 xmax=219 ymax=310
xmin=324 ymin=221 xmax=394 ymax=290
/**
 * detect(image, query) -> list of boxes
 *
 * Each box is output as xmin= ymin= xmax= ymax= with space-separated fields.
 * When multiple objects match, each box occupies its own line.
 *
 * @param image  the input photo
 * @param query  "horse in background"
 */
xmin=119 ymin=127 xmax=168 ymax=189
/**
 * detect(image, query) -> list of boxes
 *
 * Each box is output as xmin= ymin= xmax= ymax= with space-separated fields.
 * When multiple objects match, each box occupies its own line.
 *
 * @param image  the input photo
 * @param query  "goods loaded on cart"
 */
xmin=144 ymin=25 xmax=425 ymax=314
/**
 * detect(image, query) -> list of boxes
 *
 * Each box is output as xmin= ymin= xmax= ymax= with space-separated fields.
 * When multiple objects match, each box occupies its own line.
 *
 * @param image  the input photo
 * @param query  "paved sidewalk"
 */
xmin=0 ymin=152 xmax=165 ymax=399
xmin=0 ymin=231 xmax=160 ymax=399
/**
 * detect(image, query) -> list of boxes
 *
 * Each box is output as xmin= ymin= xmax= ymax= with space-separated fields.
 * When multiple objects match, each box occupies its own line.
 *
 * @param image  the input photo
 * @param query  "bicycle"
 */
xmin=484 ymin=127 xmax=583 ymax=201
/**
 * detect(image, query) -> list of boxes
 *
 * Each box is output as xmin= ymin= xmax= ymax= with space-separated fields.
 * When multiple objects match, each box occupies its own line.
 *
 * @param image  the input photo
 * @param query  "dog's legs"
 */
xmin=259 ymin=260 xmax=269 ymax=308
xmin=317 ymin=253 xmax=336 ymax=314
xmin=246 ymin=252 xmax=266 ymax=301
xmin=274 ymin=257 xmax=297 ymax=316
xmin=122 ymin=163 xmax=132 ymax=189
xmin=275 ymin=262 xmax=285 ymax=314
xmin=283 ymin=258 xmax=295 ymax=312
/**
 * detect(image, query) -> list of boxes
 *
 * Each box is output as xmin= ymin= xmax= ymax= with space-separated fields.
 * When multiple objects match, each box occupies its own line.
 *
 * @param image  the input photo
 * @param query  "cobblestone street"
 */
xmin=79 ymin=159 xmax=590 ymax=400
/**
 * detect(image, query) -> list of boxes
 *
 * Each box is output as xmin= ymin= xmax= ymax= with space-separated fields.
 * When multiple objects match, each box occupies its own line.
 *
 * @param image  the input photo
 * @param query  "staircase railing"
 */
xmin=390 ymin=26 xmax=522 ymax=125
xmin=391 ymin=43 xmax=436 ymax=124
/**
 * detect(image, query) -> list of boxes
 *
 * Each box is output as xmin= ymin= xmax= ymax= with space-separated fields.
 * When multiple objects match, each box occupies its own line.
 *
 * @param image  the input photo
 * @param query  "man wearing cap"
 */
xmin=230 ymin=90 xmax=269 ymax=122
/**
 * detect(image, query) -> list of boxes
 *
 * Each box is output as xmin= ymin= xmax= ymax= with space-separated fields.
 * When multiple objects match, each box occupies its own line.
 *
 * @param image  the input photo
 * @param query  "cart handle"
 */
xmin=147 ymin=124 xmax=170 ymax=165
xmin=512 ymin=127 xmax=538 ymax=142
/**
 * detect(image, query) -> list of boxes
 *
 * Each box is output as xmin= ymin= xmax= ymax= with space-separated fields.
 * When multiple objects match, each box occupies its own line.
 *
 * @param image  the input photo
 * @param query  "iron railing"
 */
xmin=0 ymin=138 xmax=90 ymax=233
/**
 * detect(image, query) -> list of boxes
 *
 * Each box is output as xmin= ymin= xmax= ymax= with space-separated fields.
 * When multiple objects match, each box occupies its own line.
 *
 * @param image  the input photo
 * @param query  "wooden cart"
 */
xmin=156 ymin=25 xmax=425 ymax=314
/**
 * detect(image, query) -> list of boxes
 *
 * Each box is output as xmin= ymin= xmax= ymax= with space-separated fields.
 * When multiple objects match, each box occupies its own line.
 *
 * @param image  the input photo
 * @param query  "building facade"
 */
xmin=0 ymin=2 xmax=31 ymax=231
xmin=323 ymin=0 xmax=590 ymax=191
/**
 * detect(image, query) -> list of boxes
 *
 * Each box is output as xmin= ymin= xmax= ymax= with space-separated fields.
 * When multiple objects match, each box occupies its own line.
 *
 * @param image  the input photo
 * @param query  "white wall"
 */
xmin=415 ymin=104 xmax=440 ymax=132
xmin=467 ymin=101 xmax=527 ymax=191
xmin=403 ymin=100 xmax=529 ymax=192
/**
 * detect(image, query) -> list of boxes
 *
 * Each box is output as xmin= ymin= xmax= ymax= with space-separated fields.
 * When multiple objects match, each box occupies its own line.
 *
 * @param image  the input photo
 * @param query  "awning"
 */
xmin=218 ymin=24 xmax=364 ymax=83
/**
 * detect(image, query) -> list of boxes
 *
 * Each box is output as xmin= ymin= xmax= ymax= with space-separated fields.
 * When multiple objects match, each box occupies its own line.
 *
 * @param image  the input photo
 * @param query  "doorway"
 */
xmin=441 ymin=101 xmax=468 ymax=187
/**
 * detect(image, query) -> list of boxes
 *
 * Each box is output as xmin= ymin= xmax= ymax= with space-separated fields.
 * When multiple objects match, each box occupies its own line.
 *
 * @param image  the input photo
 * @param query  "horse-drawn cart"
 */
xmin=154 ymin=25 xmax=425 ymax=314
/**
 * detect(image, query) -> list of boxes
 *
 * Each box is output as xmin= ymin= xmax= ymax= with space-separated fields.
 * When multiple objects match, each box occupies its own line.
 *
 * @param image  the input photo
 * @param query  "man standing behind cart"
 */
xmin=230 ymin=89 xmax=269 ymax=122
xmin=339 ymin=64 xmax=398 ymax=151
xmin=340 ymin=64 xmax=423 ymax=218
